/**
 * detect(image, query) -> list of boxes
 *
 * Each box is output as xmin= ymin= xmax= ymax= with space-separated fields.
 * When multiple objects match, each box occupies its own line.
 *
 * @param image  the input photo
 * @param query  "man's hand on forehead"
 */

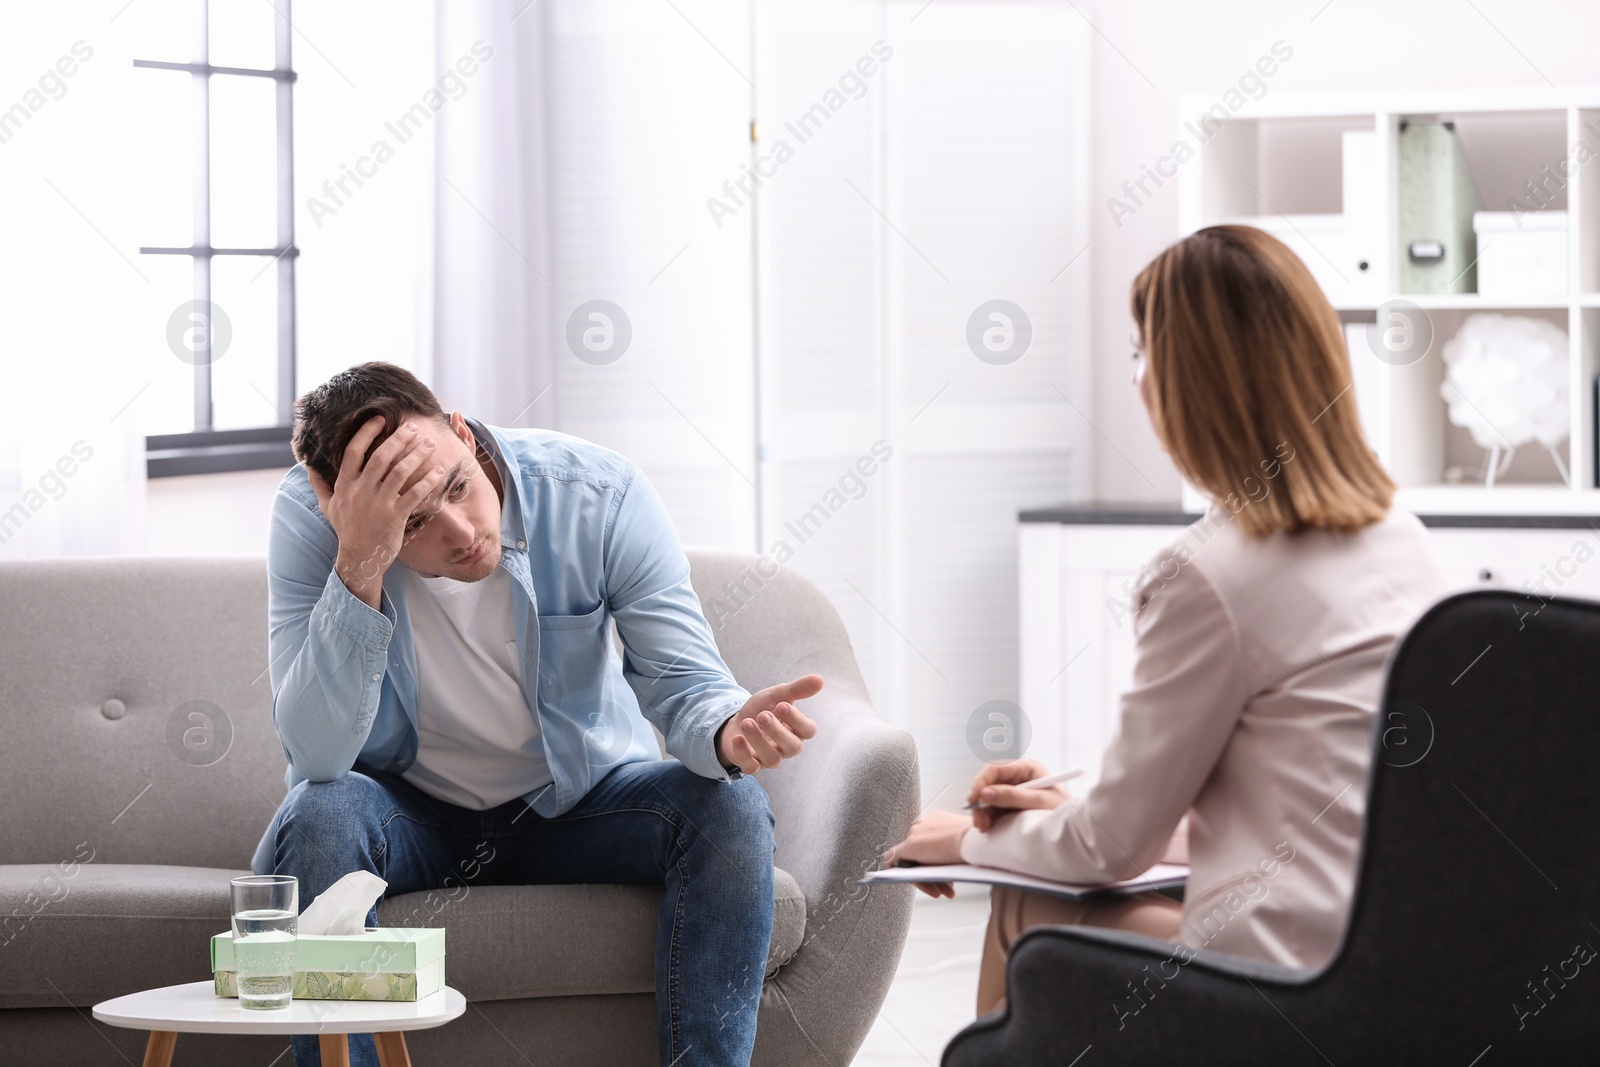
xmin=400 ymin=457 xmax=468 ymax=533
xmin=305 ymin=414 xmax=450 ymax=607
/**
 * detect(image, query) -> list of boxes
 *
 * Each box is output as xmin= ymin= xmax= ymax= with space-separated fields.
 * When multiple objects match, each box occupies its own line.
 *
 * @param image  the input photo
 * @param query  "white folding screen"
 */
xmin=753 ymin=0 xmax=892 ymax=718
xmin=543 ymin=0 xmax=758 ymax=549
xmin=888 ymin=1 xmax=1088 ymax=794
xmin=758 ymin=0 xmax=1090 ymax=793
xmin=543 ymin=0 xmax=1090 ymax=794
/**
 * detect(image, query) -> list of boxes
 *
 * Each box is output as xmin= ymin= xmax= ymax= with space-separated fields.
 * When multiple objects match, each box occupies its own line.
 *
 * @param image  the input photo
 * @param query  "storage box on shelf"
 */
xmin=1476 ymin=209 xmax=1569 ymax=298
xmin=1177 ymin=89 xmax=1600 ymax=517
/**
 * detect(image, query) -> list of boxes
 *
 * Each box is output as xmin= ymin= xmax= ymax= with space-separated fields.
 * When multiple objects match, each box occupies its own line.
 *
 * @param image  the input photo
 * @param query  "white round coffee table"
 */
xmin=93 ymin=980 xmax=466 ymax=1067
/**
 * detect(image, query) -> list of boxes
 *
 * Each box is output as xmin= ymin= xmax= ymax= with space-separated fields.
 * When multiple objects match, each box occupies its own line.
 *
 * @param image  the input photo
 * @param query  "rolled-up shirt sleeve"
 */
xmin=604 ymin=464 xmax=750 ymax=782
xmin=960 ymin=547 xmax=1248 ymax=883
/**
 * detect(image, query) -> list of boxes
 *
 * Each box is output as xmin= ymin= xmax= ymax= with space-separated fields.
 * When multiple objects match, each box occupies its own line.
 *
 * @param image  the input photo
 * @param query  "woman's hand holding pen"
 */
xmin=881 ymin=810 xmax=971 ymax=898
xmin=882 ymin=759 xmax=1078 ymax=900
xmin=966 ymin=758 xmax=1071 ymax=831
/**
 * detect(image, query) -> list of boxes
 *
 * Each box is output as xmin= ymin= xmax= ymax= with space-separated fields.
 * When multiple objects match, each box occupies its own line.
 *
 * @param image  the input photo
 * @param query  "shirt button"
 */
xmin=516 ymin=540 xmax=526 ymax=550
xmin=371 ymin=673 xmax=381 ymax=682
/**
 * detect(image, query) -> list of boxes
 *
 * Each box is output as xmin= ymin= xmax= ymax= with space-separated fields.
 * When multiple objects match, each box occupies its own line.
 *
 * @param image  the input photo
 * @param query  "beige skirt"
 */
xmin=977 ymin=885 xmax=1184 ymax=1016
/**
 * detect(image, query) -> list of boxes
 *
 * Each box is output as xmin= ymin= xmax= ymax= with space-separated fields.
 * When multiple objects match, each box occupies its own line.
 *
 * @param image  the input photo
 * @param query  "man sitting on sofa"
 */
xmin=252 ymin=362 xmax=822 ymax=1067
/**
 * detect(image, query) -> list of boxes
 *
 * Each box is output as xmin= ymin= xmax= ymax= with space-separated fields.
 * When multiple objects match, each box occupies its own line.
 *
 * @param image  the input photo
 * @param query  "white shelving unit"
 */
xmin=1177 ymin=88 xmax=1600 ymax=516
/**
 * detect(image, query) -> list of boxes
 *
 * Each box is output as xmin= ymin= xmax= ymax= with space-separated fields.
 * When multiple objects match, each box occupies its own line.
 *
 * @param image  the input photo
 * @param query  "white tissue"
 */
xmin=297 ymin=871 xmax=388 ymax=935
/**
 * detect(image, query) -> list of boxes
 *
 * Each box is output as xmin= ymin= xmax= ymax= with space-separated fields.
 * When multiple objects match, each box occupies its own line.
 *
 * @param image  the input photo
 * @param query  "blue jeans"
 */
xmin=256 ymin=760 xmax=776 ymax=1067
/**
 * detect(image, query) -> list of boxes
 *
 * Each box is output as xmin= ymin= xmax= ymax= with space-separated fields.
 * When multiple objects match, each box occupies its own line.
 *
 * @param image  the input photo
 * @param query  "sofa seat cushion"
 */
xmin=0 ymin=864 xmax=242 ymax=1009
xmin=0 ymin=863 xmax=807 ymax=1008
xmin=378 ymin=867 xmax=809 ymax=1000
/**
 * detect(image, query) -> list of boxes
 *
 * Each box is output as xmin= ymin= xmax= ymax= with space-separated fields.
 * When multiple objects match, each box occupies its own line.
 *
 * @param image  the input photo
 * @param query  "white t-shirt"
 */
xmin=399 ymin=565 xmax=554 ymax=810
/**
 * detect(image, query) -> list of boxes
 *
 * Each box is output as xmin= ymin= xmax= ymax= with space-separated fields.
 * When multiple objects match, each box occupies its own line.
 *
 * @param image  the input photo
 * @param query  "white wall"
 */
xmin=145 ymin=469 xmax=283 ymax=557
xmin=1080 ymin=0 xmax=1600 ymax=502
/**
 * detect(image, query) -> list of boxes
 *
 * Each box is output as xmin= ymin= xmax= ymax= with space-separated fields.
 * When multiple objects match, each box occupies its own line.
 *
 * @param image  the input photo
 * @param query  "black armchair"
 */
xmin=944 ymin=589 xmax=1600 ymax=1065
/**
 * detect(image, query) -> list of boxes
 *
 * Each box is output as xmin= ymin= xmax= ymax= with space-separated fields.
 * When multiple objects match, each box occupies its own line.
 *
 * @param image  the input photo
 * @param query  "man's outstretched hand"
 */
xmin=716 ymin=675 xmax=823 ymax=774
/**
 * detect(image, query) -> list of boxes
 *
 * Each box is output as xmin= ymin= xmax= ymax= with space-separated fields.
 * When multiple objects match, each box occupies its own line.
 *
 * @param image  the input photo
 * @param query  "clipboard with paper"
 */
xmin=858 ymin=862 xmax=1188 ymax=902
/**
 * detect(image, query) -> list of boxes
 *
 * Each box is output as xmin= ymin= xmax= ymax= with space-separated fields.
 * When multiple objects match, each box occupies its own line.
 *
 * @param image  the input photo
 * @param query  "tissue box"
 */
xmin=211 ymin=928 xmax=445 ymax=1001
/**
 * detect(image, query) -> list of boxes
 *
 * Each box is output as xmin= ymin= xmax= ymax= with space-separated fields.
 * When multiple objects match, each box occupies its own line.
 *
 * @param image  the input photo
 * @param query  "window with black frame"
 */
xmin=136 ymin=0 xmax=297 ymax=477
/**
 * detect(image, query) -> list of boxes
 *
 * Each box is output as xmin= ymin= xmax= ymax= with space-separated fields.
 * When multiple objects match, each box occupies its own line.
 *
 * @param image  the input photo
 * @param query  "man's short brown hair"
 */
xmin=292 ymin=362 xmax=447 ymax=487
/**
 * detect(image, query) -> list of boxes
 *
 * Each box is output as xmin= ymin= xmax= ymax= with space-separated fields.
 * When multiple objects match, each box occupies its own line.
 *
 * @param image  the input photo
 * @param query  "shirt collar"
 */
xmin=464 ymin=417 xmax=528 ymax=553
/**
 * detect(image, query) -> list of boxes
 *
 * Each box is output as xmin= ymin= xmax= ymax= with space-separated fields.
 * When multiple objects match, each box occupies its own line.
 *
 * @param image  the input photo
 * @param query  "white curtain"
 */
xmin=0 ymin=371 xmax=147 ymax=560
xmin=0 ymin=5 xmax=149 ymax=559
xmin=429 ymin=0 xmax=556 ymax=429
xmin=538 ymin=0 xmax=758 ymax=549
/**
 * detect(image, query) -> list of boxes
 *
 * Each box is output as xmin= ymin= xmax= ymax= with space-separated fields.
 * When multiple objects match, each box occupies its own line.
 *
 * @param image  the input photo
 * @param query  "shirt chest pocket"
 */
xmin=535 ymin=600 xmax=611 ymax=704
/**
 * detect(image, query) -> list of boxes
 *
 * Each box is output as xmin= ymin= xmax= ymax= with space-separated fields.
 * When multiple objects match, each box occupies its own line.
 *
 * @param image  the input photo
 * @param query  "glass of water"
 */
xmin=230 ymin=875 xmax=298 ymax=1009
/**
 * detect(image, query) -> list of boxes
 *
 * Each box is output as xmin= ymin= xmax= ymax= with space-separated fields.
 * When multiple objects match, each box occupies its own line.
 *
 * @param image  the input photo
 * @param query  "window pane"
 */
xmin=210 ymin=74 xmax=277 ymax=248
xmin=126 ymin=0 xmax=204 ymax=66
xmin=209 ymin=255 xmax=282 ymax=430
xmin=142 ymin=254 xmax=206 ymax=436
xmin=209 ymin=0 xmax=277 ymax=70
xmin=132 ymin=68 xmax=196 ymax=249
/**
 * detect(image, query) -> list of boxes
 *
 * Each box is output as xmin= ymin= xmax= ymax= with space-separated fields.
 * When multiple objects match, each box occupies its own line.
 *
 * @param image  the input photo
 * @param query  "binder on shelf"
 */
xmin=1398 ymin=120 xmax=1481 ymax=295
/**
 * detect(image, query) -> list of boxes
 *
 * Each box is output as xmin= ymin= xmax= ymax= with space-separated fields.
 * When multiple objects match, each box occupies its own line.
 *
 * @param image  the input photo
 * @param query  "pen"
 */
xmin=962 ymin=768 xmax=1084 ymax=810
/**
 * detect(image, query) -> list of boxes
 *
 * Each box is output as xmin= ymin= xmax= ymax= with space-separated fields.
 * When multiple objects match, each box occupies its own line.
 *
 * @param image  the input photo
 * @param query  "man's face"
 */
xmin=393 ymin=412 xmax=505 ymax=581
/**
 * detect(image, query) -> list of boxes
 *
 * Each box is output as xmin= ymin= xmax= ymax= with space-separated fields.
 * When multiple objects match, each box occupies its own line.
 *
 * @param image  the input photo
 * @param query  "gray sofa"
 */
xmin=0 ymin=550 xmax=918 ymax=1065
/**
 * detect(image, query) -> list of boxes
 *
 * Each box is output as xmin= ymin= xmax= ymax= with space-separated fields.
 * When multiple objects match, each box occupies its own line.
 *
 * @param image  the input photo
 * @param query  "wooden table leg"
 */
xmin=318 ymin=1033 xmax=352 ymax=1067
xmin=141 ymin=1031 xmax=178 ymax=1067
xmin=374 ymin=1032 xmax=413 ymax=1067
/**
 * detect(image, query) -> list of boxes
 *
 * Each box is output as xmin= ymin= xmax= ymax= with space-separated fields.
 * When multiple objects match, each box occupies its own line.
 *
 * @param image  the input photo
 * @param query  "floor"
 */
xmin=852 ymin=887 xmax=992 ymax=1066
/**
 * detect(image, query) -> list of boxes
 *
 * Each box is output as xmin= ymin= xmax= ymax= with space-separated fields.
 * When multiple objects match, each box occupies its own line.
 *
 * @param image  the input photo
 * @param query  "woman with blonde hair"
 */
xmin=886 ymin=225 xmax=1448 ymax=1014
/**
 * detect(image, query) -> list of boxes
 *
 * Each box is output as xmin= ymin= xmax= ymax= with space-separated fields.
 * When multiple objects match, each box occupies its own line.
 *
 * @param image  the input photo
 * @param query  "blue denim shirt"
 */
xmin=252 ymin=420 xmax=748 ymax=869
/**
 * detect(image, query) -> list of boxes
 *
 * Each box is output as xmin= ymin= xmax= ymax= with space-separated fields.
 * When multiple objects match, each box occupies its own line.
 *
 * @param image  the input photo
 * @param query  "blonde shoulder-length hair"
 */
xmin=1131 ymin=224 xmax=1394 ymax=538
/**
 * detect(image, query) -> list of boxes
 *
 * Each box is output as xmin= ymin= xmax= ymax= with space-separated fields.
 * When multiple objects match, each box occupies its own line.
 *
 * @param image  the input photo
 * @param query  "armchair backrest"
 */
xmin=1333 ymin=589 xmax=1600 ymax=1042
